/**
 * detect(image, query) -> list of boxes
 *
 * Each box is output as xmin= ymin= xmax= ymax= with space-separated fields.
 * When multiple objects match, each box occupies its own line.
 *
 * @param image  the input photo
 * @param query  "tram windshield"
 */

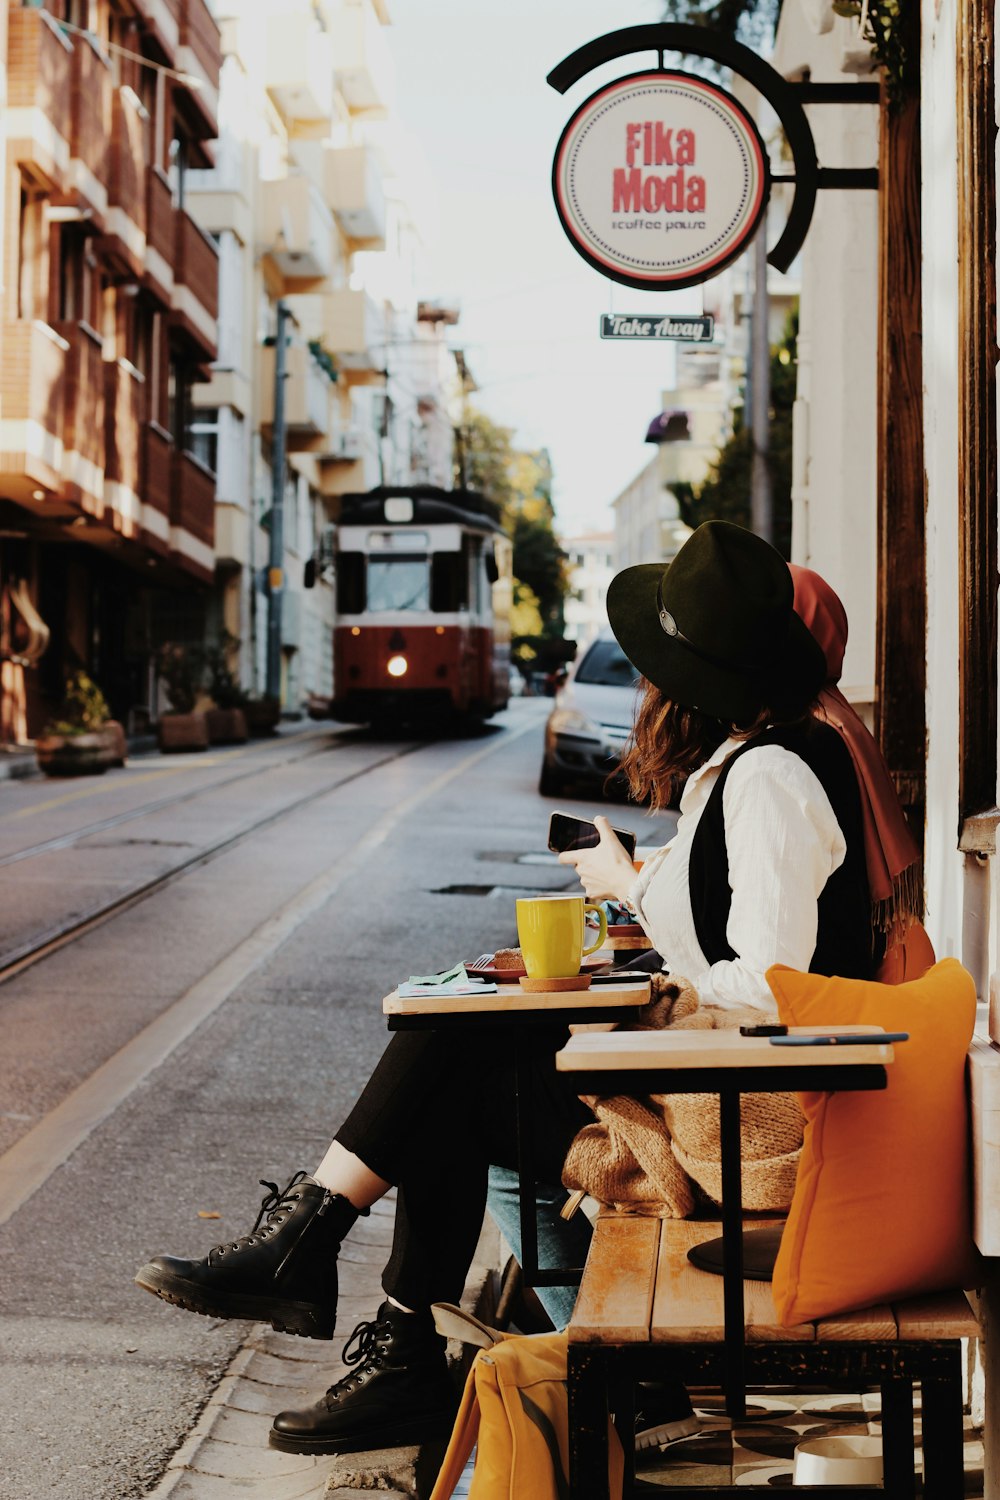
xmin=367 ymin=555 xmax=430 ymax=612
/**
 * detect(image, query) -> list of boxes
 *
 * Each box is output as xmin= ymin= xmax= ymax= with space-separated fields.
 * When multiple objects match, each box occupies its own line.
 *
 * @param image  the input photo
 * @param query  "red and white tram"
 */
xmin=330 ymin=486 xmax=512 ymax=726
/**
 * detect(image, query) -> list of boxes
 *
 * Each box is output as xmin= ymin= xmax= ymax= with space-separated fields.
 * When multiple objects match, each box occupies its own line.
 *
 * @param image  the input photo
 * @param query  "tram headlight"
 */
xmin=387 ymin=654 xmax=408 ymax=678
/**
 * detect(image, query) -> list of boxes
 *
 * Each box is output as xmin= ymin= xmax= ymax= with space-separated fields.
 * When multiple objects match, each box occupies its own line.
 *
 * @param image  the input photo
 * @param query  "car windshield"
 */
xmin=573 ymin=639 xmax=640 ymax=688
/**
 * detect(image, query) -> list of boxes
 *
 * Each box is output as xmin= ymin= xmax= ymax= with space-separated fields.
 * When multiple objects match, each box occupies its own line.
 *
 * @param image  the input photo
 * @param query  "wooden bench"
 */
xmin=567 ymin=1213 xmax=980 ymax=1498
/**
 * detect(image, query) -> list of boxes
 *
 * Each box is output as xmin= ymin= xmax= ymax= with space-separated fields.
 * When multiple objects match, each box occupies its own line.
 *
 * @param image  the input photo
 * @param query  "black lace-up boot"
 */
xmin=269 ymin=1300 xmax=456 ymax=1453
xmin=134 ymin=1172 xmax=362 ymax=1339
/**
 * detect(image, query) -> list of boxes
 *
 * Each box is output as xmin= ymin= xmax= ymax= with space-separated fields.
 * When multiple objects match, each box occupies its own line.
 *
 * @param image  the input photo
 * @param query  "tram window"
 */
xmin=368 ymin=555 xmax=430 ymax=612
xmin=431 ymin=551 xmax=466 ymax=612
xmin=337 ymin=551 xmax=365 ymax=614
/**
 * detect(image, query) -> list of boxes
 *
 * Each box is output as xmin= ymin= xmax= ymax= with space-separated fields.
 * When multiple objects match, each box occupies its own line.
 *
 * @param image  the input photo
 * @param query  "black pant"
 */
xmin=335 ymin=1028 xmax=591 ymax=1309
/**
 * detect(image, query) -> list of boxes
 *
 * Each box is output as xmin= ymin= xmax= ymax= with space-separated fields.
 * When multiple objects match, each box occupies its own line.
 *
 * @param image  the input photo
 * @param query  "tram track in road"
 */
xmin=0 ymin=736 xmax=427 ymax=986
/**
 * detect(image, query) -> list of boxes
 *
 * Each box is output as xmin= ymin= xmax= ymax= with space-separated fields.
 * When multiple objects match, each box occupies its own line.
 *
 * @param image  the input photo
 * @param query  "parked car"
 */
xmin=538 ymin=634 xmax=640 ymax=797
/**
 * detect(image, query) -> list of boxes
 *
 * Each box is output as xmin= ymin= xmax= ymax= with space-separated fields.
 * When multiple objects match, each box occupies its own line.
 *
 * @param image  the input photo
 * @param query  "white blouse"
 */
xmin=627 ymin=737 xmax=848 ymax=1013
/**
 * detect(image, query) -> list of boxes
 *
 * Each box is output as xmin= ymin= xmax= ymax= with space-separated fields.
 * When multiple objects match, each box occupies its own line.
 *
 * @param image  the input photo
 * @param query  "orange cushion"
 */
xmin=766 ymin=957 xmax=981 ymax=1326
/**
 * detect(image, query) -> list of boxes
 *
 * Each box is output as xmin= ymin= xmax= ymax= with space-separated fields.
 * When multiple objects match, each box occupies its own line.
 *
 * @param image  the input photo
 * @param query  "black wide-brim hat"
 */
xmin=607 ymin=521 xmax=826 ymax=725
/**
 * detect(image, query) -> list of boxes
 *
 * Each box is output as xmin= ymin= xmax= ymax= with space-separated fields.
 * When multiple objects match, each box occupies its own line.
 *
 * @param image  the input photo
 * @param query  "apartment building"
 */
xmin=560 ymin=529 xmax=614 ymax=645
xmin=0 ymin=0 xmax=221 ymax=743
xmin=186 ymin=0 xmax=464 ymax=712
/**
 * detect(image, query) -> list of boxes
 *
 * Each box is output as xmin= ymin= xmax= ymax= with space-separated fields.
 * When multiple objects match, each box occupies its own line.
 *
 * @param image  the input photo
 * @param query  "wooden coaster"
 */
xmin=519 ymin=974 xmax=593 ymax=992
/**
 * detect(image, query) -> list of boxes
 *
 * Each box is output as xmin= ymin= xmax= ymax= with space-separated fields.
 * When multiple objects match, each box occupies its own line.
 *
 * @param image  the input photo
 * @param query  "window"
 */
xmin=367 ymin=557 xmax=430 ymax=612
xmin=337 ymin=553 xmax=365 ymax=614
xmin=188 ymin=407 xmax=219 ymax=475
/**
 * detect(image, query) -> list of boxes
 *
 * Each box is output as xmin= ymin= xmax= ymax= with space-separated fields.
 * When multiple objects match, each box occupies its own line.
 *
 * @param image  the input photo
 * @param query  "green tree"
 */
xmin=659 ymin=0 xmax=777 ymax=47
xmin=459 ymin=408 xmax=568 ymax=634
xmin=674 ymin=308 xmax=798 ymax=559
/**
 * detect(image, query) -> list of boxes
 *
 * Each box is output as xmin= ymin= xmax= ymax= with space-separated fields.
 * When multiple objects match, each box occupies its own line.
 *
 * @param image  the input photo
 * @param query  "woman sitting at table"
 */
xmin=135 ymin=522 xmax=894 ymax=1459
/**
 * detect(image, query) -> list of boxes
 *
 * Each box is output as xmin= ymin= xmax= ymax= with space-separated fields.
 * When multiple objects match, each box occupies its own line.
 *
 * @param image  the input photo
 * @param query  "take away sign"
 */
xmin=552 ymin=71 xmax=770 ymax=291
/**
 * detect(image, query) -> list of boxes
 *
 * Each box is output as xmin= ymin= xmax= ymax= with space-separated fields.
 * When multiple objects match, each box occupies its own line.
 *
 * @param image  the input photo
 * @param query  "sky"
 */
xmin=387 ymin=0 xmax=708 ymax=537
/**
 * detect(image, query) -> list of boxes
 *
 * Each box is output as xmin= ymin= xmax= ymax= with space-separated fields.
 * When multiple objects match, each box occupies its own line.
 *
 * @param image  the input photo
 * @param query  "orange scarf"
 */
xmin=790 ymin=565 xmax=922 ymax=934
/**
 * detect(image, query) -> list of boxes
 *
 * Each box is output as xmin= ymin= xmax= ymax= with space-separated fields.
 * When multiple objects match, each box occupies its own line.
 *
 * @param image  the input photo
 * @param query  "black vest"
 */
xmin=687 ymin=721 xmax=876 ymax=980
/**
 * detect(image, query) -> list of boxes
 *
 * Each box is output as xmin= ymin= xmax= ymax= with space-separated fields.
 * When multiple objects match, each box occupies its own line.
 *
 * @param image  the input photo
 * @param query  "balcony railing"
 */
xmin=318 ymin=289 xmax=385 ymax=377
xmin=173 ymin=208 xmax=219 ymax=359
xmin=263 ymin=6 xmax=334 ymax=125
xmin=327 ymin=145 xmax=387 ymax=249
xmin=104 ymin=361 xmax=143 ymax=527
xmin=7 ymin=7 xmax=73 ymax=186
xmin=0 ymin=321 xmax=68 ymax=497
xmin=68 ymin=31 xmax=112 ymax=203
xmin=176 ymin=0 xmax=222 ymax=140
xmin=146 ymin=168 xmax=176 ymax=298
xmin=107 ymin=87 xmax=148 ymax=267
xmin=330 ymin=2 xmax=395 ymax=118
xmin=141 ymin=423 xmax=173 ymax=546
xmin=258 ymin=343 xmax=333 ymax=448
xmin=259 ymin=176 xmax=334 ymax=291
xmin=171 ymin=449 xmax=216 ymax=550
xmin=53 ymin=321 xmax=106 ymax=514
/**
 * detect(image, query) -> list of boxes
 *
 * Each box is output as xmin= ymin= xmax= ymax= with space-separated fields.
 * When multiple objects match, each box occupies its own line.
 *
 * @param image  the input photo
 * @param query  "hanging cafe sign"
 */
xmin=548 ymin=24 xmax=880 ymax=293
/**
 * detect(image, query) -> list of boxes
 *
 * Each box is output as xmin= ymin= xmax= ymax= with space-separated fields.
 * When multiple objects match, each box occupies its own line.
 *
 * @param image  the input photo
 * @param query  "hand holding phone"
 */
xmin=549 ymin=812 xmax=639 ymax=905
xmin=547 ymin=811 xmax=637 ymax=860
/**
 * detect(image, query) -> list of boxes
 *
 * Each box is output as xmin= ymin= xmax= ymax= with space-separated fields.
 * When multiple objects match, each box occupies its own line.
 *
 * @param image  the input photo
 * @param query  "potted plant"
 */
xmin=156 ymin=643 xmax=209 ymax=752
xmin=204 ymin=636 xmax=249 ymax=745
xmin=243 ymin=694 xmax=282 ymax=736
xmin=35 ymin=672 xmax=124 ymax=777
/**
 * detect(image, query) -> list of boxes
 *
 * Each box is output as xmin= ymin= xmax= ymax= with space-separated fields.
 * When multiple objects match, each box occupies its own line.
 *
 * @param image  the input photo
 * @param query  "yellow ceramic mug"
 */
xmin=515 ymin=895 xmax=609 ymax=979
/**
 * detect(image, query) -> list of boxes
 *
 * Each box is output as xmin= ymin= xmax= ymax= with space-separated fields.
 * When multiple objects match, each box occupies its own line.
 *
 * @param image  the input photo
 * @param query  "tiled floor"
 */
xmin=633 ymin=1389 xmax=984 ymax=1491
xmin=449 ymin=1386 xmax=984 ymax=1494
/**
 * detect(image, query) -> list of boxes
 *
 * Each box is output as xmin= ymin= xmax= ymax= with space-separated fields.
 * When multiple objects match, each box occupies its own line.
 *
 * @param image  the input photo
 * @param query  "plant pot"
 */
xmin=105 ymin=719 xmax=128 ymax=767
xmin=204 ymin=707 xmax=249 ymax=745
xmin=244 ymin=699 xmax=281 ymax=736
xmin=35 ymin=725 xmax=121 ymax=777
xmin=157 ymin=711 xmax=209 ymax=753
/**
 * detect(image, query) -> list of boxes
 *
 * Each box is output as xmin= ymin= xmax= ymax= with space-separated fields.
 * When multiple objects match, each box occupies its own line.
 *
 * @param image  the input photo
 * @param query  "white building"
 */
xmin=186 ymin=0 xmax=461 ymax=712
xmin=560 ymin=530 xmax=615 ymax=643
xmin=612 ymin=455 xmax=690 ymax=570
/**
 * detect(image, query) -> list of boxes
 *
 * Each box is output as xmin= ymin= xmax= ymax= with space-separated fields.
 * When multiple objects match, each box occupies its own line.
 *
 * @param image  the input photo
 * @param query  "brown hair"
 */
xmin=618 ymin=679 xmax=815 ymax=811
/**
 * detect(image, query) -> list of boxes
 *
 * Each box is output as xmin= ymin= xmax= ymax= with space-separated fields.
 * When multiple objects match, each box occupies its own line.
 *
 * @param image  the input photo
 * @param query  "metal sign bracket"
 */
xmin=547 ymin=25 xmax=880 ymax=274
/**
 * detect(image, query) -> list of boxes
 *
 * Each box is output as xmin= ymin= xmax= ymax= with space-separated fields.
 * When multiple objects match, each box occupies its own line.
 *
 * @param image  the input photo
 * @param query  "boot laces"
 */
xmin=211 ymin=1171 xmax=312 ymax=1258
xmin=323 ymin=1315 xmax=392 ymax=1403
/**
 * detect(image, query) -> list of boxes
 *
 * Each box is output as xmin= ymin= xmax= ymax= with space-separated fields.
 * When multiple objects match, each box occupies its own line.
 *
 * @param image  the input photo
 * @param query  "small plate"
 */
xmin=468 ymin=952 xmax=608 ymax=983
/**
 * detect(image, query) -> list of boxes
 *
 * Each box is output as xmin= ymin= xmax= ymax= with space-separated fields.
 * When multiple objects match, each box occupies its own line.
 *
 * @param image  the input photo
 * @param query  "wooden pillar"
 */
xmin=956 ymin=0 xmax=998 ymax=828
xmin=875 ymin=11 xmax=926 ymax=847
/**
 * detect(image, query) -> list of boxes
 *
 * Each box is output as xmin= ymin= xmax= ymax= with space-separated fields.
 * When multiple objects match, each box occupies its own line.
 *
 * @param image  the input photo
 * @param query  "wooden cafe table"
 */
xmin=555 ymin=1026 xmax=899 ymax=1418
xmin=382 ymin=978 xmax=652 ymax=1290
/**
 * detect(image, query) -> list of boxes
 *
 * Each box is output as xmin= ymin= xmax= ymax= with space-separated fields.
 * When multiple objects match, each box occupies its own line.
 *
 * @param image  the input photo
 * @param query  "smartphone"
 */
xmin=547 ymin=811 xmax=637 ymax=860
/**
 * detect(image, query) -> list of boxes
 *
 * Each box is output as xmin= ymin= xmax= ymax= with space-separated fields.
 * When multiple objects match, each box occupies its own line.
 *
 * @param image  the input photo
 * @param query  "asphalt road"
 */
xmin=0 ymin=701 xmax=674 ymax=1499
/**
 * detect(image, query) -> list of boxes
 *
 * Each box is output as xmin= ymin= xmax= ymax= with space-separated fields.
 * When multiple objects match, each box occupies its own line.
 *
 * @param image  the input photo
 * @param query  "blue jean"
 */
xmin=486 ymin=1165 xmax=593 ymax=1331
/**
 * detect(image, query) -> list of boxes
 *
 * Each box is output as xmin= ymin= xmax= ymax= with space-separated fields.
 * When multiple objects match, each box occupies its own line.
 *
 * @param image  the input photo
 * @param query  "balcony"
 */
xmin=141 ymin=423 xmax=173 ymax=554
xmin=54 ymin=321 xmax=106 ymax=516
xmin=0 ymin=321 xmax=68 ymax=505
xmin=67 ymin=30 xmax=112 ymax=213
xmin=325 ymin=145 xmax=387 ymax=249
xmin=263 ymin=7 xmax=334 ymax=126
xmin=176 ymin=0 xmax=222 ymax=147
xmin=316 ymin=289 xmax=385 ymax=379
xmin=330 ymin=2 xmax=395 ymax=118
xmin=6 ymin=7 xmax=73 ymax=190
xmin=173 ymin=208 xmax=219 ymax=360
xmin=170 ymin=450 xmax=216 ymax=581
xmin=105 ymin=87 xmax=148 ymax=275
xmin=103 ymin=360 xmax=143 ymax=536
xmin=145 ymin=168 xmax=176 ymax=305
xmin=259 ymin=176 xmax=334 ymax=293
xmin=258 ymin=343 xmax=333 ymax=451
xmin=214 ymin=502 xmax=250 ymax=568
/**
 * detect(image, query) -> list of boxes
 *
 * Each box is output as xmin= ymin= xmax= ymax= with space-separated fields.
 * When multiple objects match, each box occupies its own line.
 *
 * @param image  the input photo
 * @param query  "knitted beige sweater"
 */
xmin=562 ymin=975 xmax=804 ymax=1217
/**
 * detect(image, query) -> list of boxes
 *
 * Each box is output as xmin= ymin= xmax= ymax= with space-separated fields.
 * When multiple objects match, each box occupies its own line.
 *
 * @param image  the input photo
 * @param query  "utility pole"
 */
xmin=750 ymin=214 xmax=773 ymax=544
xmin=266 ymin=299 xmax=289 ymax=703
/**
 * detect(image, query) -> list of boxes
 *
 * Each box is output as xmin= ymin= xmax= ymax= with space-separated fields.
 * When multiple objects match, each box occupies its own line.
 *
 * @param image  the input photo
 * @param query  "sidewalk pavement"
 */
xmin=146 ymin=1192 xmax=491 ymax=1500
